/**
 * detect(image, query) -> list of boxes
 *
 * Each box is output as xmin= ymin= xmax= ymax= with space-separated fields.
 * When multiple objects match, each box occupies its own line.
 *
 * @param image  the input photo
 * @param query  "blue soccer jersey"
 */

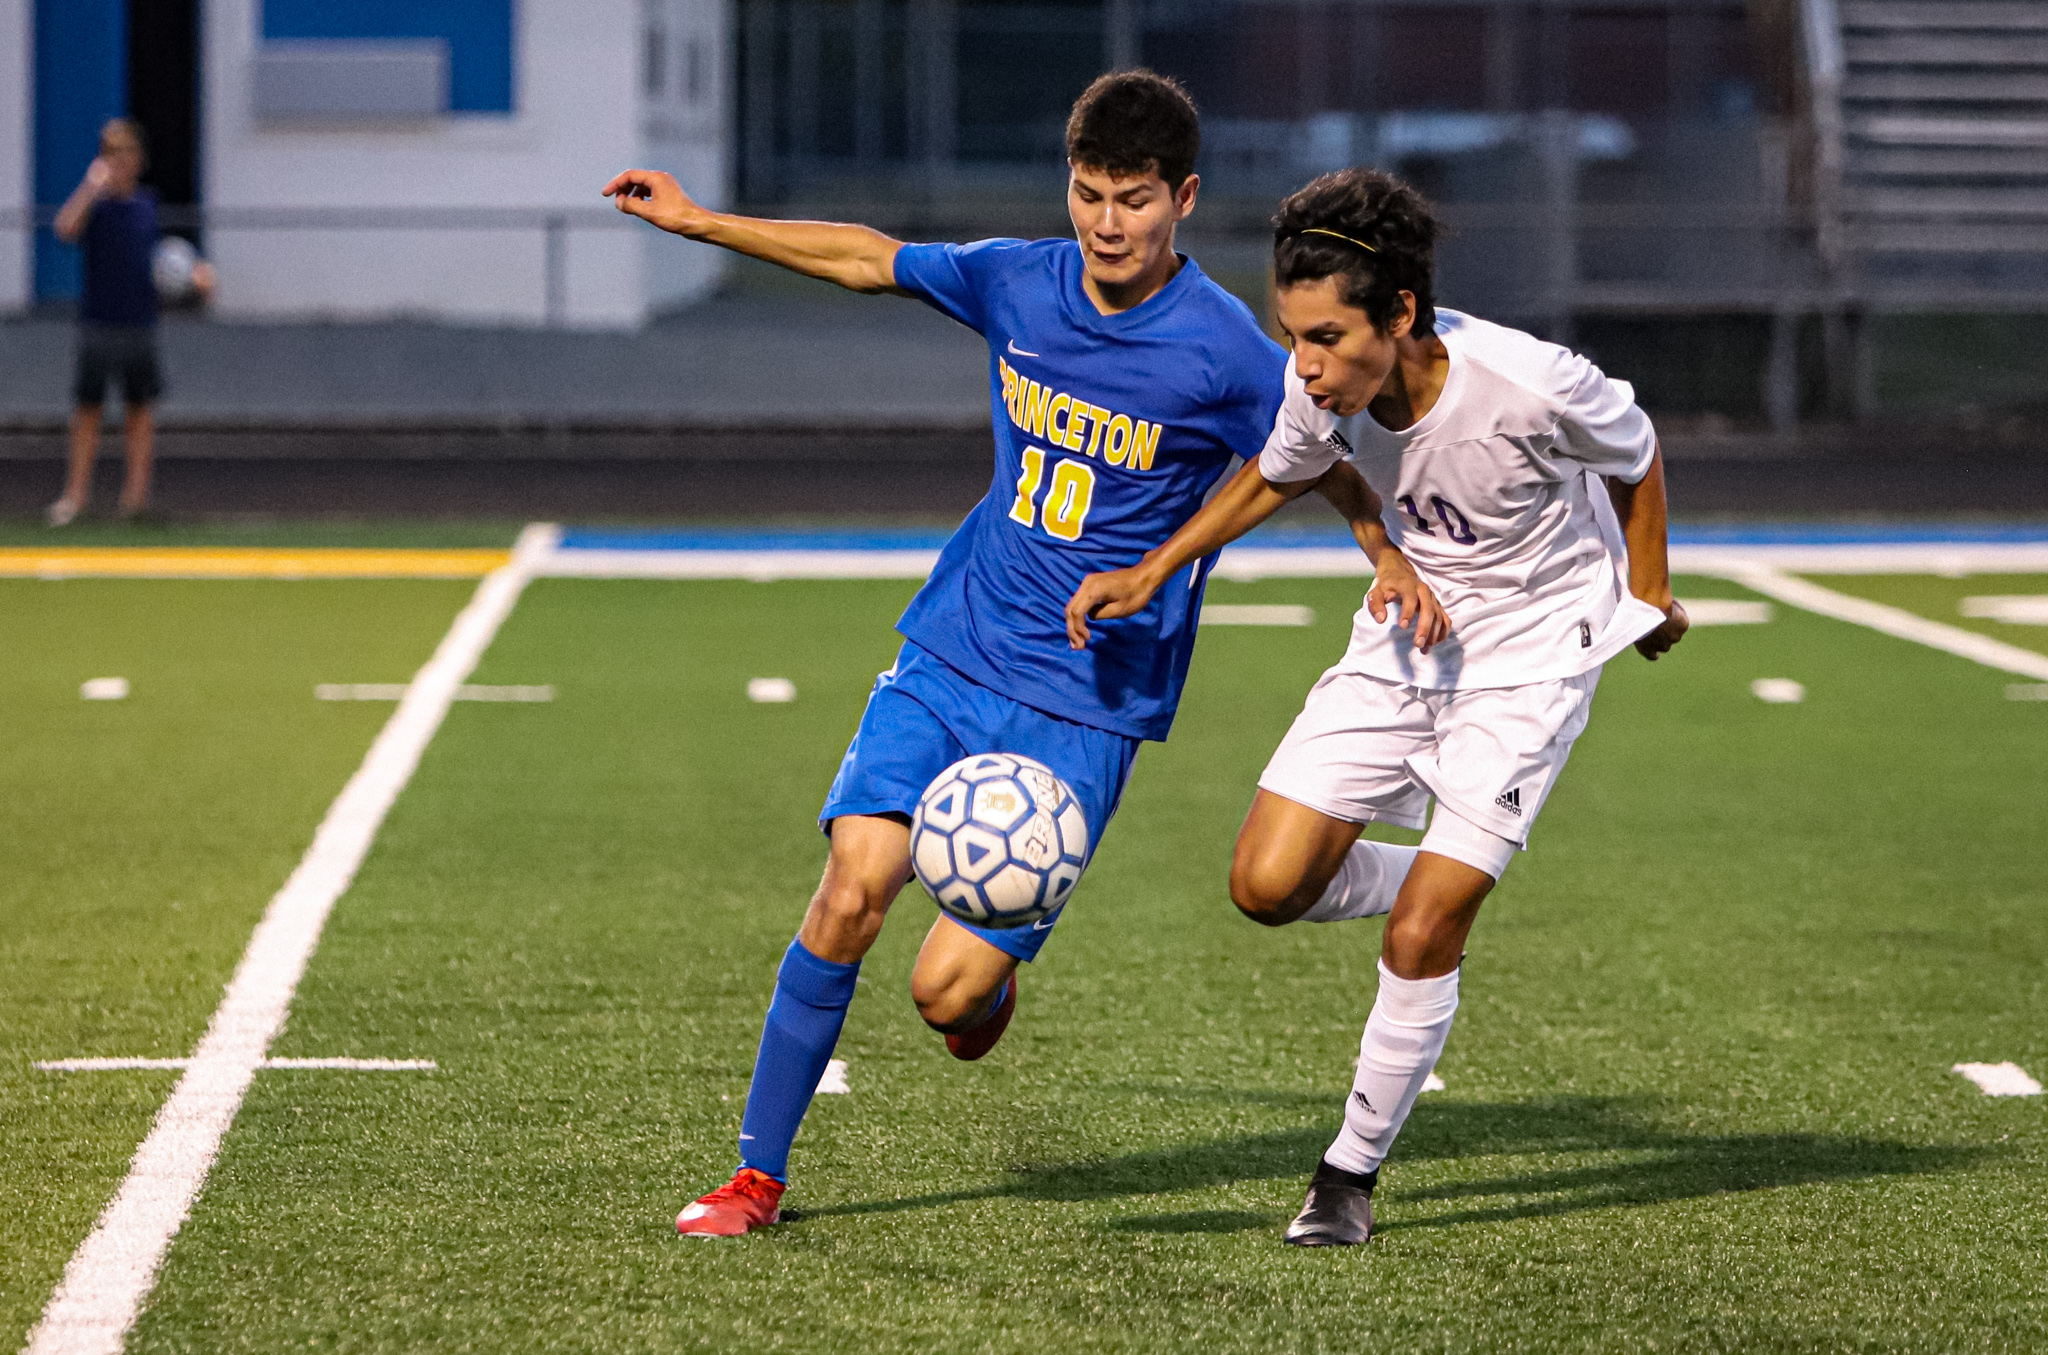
xmin=891 ymin=238 xmax=1286 ymax=741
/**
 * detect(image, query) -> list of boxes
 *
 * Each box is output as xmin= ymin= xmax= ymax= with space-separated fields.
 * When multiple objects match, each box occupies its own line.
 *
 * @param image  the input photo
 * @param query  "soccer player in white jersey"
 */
xmin=1066 ymin=167 xmax=1688 ymax=1246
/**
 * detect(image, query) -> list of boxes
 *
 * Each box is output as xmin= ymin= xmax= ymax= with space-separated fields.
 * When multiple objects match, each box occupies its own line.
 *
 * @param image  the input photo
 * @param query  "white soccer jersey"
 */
xmin=1258 ymin=309 xmax=1666 ymax=690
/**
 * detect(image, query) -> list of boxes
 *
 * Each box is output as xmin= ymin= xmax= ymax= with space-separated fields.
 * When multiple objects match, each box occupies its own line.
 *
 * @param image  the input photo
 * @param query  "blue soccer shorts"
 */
xmin=820 ymin=640 xmax=1140 ymax=961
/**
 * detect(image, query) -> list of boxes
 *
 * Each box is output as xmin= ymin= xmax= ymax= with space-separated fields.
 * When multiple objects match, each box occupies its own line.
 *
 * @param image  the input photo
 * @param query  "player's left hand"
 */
xmin=1635 ymin=598 xmax=1689 ymax=660
xmin=1065 ymin=566 xmax=1158 ymax=649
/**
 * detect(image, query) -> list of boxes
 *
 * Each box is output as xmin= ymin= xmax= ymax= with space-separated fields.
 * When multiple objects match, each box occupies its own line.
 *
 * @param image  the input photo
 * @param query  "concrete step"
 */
xmin=1845 ymin=69 xmax=2048 ymax=100
xmin=1850 ymin=114 xmax=2048 ymax=147
xmin=1847 ymin=183 xmax=2048 ymax=216
xmin=1848 ymin=32 xmax=2048 ymax=63
xmin=1847 ymin=217 xmax=2048 ymax=251
xmin=1843 ymin=1 xmax=2048 ymax=32
xmin=1847 ymin=143 xmax=2048 ymax=176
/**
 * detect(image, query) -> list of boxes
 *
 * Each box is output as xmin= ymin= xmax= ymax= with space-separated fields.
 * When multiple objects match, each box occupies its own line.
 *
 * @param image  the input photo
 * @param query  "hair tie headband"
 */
xmin=1296 ymin=228 xmax=1377 ymax=253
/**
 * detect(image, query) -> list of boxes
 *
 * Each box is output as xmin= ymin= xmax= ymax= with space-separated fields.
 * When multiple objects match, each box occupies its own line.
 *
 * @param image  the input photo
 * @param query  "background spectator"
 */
xmin=47 ymin=118 xmax=211 ymax=526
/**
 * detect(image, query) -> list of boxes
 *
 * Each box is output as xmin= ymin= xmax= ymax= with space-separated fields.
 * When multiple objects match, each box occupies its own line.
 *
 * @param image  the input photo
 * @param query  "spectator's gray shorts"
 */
xmin=74 ymin=325 xmax=162 ymax=407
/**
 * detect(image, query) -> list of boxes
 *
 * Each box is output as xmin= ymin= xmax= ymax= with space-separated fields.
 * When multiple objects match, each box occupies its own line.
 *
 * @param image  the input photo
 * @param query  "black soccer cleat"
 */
xmin=1283 ymin=1159 xmax=1378 ymax=1247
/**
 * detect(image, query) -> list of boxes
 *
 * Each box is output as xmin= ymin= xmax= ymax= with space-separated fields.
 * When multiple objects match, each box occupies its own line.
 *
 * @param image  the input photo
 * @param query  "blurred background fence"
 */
xmin=726 ymin=0 xmax=2048 ymax=429
xmin=3 ymin=0 xmax=2046 ymax=482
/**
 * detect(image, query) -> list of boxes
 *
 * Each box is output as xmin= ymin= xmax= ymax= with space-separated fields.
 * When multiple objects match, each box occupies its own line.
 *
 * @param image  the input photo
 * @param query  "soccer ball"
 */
xmin=152 ymin=236 xmax=201 ymax=304
xmin=911 ymin=753 xmax=1090 ymax=929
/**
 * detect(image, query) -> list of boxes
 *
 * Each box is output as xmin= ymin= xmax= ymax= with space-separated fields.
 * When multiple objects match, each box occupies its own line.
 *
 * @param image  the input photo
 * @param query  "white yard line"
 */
xmin=23 ymin=523 xmax=557 ymax=1355
xmin=261 ymin=1058 xmax=437 ymax=1071
xmin=1713 ymin=566 xmax=2048 ymax=682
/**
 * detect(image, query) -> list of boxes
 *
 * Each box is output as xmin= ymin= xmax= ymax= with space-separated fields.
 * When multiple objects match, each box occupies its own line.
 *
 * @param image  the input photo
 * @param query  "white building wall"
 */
xmin=203 ymin=0 xmax=688 ymax=328
xmin=638 ymin=0 xmax=732 ymax=312
xmin=0 ymin=0 xmax=31 ymax=311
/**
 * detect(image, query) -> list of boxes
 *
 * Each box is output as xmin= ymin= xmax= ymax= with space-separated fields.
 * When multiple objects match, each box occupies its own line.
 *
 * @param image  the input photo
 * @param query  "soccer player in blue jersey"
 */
xmin=606 ymin=71 xmax=1434 ymax=1237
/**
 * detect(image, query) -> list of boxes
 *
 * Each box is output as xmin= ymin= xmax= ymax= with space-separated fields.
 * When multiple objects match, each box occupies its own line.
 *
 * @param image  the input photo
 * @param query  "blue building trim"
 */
xmin=262 ymin=0 xmax=516 ymax=113
xmin=33 ymin=0 xmax=127 ymax=302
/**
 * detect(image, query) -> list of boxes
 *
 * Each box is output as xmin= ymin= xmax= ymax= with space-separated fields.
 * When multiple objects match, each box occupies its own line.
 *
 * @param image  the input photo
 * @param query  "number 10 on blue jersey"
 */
xmin=1010 ymin=448 xmax=1097 ymax=542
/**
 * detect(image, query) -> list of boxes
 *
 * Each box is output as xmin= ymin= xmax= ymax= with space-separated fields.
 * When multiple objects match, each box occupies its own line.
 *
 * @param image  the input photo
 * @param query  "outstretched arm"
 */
xmin=1605 ymin=443 xmax=1689 ymax=660
xmin=603 ymin=169 xmax=903 ymax=294
xmin=1063 ymin=459 xmax=1448 ymax=650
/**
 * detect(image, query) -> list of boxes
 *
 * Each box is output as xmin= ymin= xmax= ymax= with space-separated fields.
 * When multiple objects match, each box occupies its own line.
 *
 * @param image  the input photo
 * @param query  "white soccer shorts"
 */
xmin=1257 ymin=667 xmax=1600 ymax=848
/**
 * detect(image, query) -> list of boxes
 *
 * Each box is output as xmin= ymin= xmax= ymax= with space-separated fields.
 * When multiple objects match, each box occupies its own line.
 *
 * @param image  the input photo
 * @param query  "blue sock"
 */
xmin=737 ymin=938 xmax=860 ymax=1181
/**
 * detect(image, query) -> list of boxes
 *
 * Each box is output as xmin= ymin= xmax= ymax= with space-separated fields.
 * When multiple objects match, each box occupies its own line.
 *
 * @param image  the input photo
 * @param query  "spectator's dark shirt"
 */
xmin=81 ymin=190 xmax=158 ymax=328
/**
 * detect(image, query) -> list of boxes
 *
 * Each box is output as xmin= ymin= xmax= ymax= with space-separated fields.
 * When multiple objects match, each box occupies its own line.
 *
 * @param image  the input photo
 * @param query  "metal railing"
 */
xmin=3 ymin=205 xmax=638 ymax=329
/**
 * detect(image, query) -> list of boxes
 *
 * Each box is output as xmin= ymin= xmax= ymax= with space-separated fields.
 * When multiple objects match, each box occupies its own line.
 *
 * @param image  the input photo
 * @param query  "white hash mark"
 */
xmin=1952 ymin=1062 xmax=2043 ymax=1097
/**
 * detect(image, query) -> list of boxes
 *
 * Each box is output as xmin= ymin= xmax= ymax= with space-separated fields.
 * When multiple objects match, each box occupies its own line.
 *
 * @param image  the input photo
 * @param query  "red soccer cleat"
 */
xmin=675 ymin=1168 xmax=785 ymax=1238
xmin=945 ymin=975 xmax=1018 ymax=1062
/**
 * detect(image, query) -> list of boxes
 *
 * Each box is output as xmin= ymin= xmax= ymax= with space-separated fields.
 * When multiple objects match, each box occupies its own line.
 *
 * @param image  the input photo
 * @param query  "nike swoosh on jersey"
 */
xmin=1007 ymin=340 xmax=1039 ymax=357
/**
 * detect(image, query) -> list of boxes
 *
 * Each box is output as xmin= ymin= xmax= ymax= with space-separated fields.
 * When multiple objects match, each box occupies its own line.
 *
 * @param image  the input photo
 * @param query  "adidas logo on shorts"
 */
xmin=1494 ymin=787 xmax=1523 ymax=816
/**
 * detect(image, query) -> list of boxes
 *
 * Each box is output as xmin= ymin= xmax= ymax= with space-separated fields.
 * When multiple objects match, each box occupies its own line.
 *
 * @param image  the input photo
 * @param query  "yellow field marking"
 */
xmin=0 ymin=547 xmax=510 ymax=579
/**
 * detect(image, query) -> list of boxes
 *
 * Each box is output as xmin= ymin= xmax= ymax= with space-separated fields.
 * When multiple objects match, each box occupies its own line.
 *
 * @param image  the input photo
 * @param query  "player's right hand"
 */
xmin=83 ymin=158 xmax=112 ymax=194
xmin=602 ymin=169 xmax=707 ymax=235
xmin=1065 ymin=567 xmax=1158 ymax=649
xmin=1367 ymin=550 xmax=1451 ymax=653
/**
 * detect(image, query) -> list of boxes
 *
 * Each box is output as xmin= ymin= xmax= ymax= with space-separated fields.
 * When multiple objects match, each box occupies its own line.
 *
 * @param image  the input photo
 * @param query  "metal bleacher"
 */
xmin=1833 ymin=0 xmax=2048 ymax=304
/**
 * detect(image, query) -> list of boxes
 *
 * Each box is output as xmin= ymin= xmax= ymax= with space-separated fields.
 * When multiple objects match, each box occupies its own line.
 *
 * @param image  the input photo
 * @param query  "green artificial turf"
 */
xmin=0 ymin=578 xmax=478 ymax=1347
xmin=8 ymin=571 xmax=2046 ymax=1352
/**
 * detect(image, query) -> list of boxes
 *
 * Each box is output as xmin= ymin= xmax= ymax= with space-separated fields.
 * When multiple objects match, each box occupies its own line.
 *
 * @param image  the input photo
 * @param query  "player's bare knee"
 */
xmin=1229 ymin=854 xmax=1313 ymax=926
xmin=803 ymin=865 xmax=892 ymax=953
xmin=1381 ymin=912 xmax=1461 ymax=978
xmin=909 ymin=966 xmax=985 ymax=1031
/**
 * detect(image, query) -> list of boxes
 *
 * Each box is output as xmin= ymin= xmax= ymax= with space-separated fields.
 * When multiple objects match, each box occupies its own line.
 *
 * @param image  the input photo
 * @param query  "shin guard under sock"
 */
xmin=1324 ymin=961 xmax=1460 ymax=1175
xmin=737 ymin=938 xmax=860 ymax=1181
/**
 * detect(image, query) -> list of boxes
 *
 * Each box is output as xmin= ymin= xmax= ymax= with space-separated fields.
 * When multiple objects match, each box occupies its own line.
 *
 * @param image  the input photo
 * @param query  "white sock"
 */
xmin=1298 ymin=839 xmax=1420 ymax=922
xmin=1323 ymin=961 xmax=1460 ymax=1175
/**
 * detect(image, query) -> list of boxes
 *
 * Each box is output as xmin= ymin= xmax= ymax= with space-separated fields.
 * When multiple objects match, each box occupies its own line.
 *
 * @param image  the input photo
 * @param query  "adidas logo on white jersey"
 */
xmin=1494 ymin=787 xmax=1523 ymax=815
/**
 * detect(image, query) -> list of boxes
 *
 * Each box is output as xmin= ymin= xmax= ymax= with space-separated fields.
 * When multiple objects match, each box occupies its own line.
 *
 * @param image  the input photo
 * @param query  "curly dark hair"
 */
xmin=1273 ymin=168 xmax=1442 ymax=336
xmin=1065 ymin=70 xmax=1200 ymax=190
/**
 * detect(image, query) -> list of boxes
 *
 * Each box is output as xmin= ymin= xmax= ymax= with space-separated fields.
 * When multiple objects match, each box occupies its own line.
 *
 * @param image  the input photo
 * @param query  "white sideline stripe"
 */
xmin=22 ymin=522 xmax=558 ymax=1355
xmin=2009 ymin=684 xmax=2048 ymax=702
xmin=1421 ymin=1072 xmax=1447 ymax=1093
xmin=1670 ymin=544 xmax=2048 ymax=576
xmin=35 ymin=1058 xmax=436 ymax=1073
xmin=1952 ymin=1061 xmax=2043 ymax=1097
xmin=535 ymin=542 xmax=2048 ymax=583
xmin=315 ymin=683 xmax=555 ymax=702
xmin=1200 ymin=604 xmax=1316 ymax=626
xmin=1713 ymin=566 xmax=2048 ymax=682
xmin=262 ymin=1057 xmax=437 ymax=1071
xmin=541 ymin=549 xmax=941 ymax=581
xmin=1751 ymin=678 xmax=1807 ymax=704
xmin=815 ymin=1059 xmax=850 ymax=1095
